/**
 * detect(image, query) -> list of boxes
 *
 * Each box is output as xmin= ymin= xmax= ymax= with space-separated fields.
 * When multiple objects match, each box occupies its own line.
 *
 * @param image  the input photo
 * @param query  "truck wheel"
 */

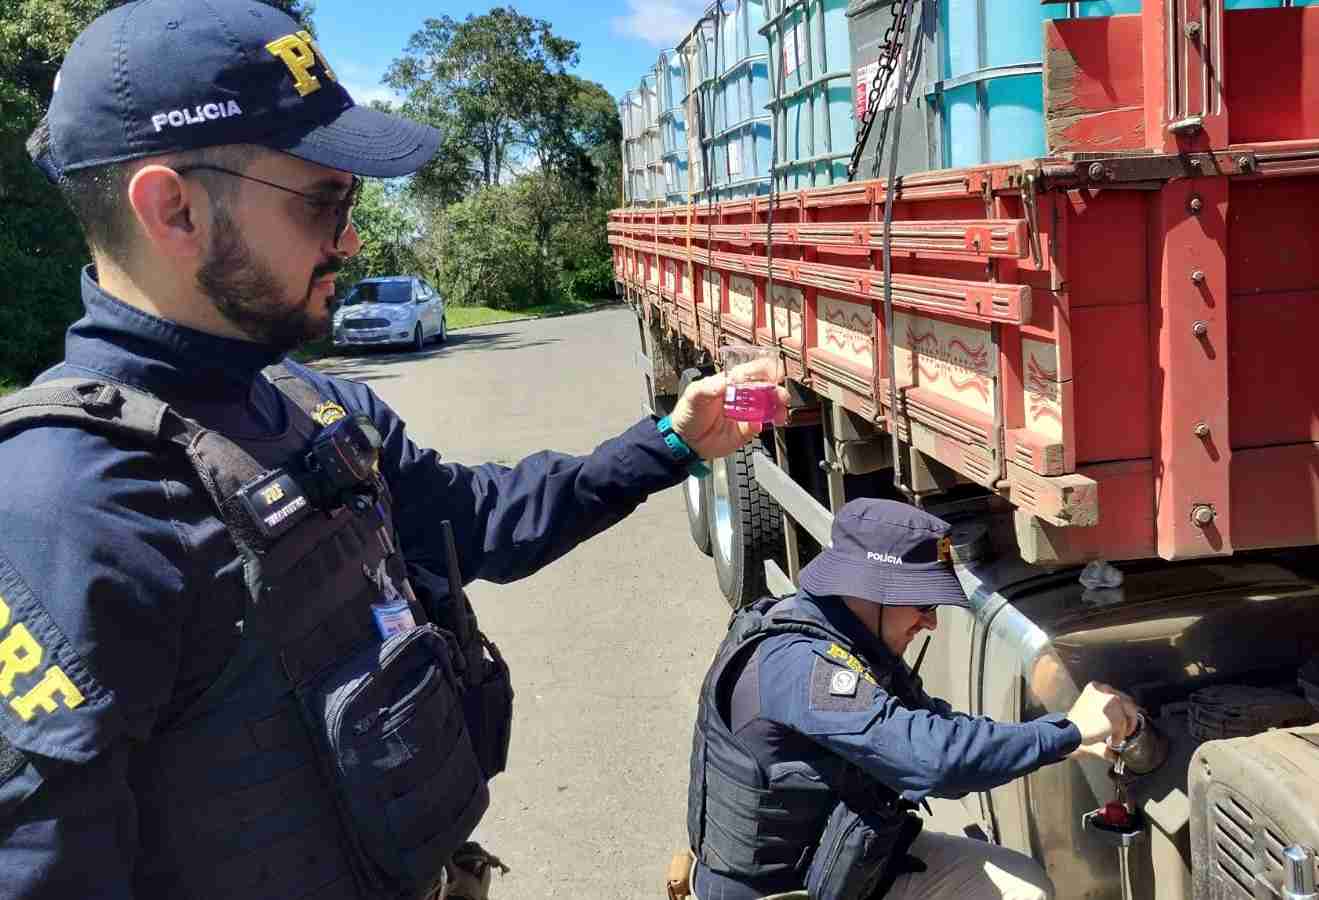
xmin=685 ymin=471 xmax=712 ymax=556
xmin=708 ymin=440 xmax=784 ymax=609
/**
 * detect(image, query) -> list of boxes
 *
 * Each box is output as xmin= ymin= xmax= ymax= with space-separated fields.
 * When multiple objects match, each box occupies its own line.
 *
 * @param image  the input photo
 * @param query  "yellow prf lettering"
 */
xmin=11 ymin=666 xmax=84 ymax=722
xmin=0 ymin=624 xmax=42 ymax=695
xmin=260 ymin=484 xmax=286 ymax=505
xmin=266 ymin=31 xmax=338 ymax=98
xmin=825 ymin=644 xmax=877 ymax=685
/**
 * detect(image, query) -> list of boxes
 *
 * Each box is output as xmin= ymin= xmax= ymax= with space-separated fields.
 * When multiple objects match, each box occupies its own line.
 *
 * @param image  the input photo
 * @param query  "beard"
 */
xmin=196 ymin=208 xmax=341 ymax=353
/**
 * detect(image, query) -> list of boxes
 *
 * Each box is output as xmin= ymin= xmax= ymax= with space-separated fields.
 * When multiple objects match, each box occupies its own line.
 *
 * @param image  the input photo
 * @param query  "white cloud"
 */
xmin=611 ymin=0 xmax=709 ymax=48
xmin=335 ymin=59 xmax=401 ymax=108
xmin=344 ymin=81 xmax=400 ymax=108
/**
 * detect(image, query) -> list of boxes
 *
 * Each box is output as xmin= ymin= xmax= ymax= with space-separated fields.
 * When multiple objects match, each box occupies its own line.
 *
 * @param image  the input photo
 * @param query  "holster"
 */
xmin=667 ymin=849 xmax=695 ymax=900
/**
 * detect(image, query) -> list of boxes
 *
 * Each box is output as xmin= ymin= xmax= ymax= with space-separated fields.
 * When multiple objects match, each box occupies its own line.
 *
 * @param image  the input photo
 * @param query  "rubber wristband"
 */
xmin=657 ymin=416 xmax=712 ymax=478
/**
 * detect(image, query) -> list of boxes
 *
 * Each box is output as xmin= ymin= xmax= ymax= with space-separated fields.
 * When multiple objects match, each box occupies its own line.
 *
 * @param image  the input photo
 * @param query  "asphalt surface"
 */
xmin=318 ymin=306 xmax=732 ymax=899
xmin=315 ymin=307 xmax=974 ymax=899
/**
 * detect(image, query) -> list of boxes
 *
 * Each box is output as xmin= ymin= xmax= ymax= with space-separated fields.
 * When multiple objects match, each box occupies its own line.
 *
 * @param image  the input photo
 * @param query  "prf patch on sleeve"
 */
xmin=0 ymin=590 xmax=86 ymax=722
xmin=809 ymin=651 xmax=879 ymax=713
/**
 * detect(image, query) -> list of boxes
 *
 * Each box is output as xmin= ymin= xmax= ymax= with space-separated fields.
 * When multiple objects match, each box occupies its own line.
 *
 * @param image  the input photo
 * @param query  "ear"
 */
xmin=127 ymin=165 xmax=209 ymax=259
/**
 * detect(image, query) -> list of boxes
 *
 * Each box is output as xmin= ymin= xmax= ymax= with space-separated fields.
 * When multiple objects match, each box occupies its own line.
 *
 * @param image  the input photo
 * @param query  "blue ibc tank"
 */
xmin=681 ymin=0 xmax=772 ymax=200
xmin=657 ymin=49 xmax=691 ymax=202
xmin=763 ymin=0 xmax=854 ymax=190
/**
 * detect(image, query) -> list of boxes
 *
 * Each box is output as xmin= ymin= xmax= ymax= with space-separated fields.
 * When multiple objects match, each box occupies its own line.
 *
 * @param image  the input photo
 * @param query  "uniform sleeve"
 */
xmin=293 ymin=363 xmax=688 ymax=586
xmin=756 ymin=638 xmax=1082 ymax=803
xmin=0 ymin=428 xmax=199 ymax=899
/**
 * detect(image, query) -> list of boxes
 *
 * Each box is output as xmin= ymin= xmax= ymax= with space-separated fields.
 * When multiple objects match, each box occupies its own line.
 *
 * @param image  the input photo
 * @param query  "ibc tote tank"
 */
xmin=709 ymin=0 xmax=773 ymax=199
xmin=845 ymin=0 xmax=1148 ymax=177
xmin=763 ymin=0 xmax=855 ymax=190
xmin=656 ymin=49 xmax=691 ymax=203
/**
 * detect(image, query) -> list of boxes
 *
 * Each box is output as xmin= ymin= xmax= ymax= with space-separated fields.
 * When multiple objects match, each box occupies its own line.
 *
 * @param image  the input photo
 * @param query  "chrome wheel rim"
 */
xmin=711 ymin=457 xmax=734 ymax=564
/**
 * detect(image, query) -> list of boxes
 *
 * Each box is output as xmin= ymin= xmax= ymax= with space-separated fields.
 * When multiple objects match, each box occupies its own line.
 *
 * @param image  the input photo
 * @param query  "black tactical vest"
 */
xmin=0 ymin=370 xmax=513 ymax=900
xmin=687 ymin=595 xmax=908 ymax=889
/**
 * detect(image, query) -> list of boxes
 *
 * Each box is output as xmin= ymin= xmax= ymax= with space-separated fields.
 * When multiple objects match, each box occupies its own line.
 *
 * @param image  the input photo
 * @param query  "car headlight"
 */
xmin=386 ymin=307 xmax=412 ymax=322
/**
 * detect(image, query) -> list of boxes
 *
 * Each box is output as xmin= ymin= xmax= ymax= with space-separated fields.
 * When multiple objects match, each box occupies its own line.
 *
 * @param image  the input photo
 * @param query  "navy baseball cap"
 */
xmin=798 ymin=499 xmax=971 ymax=608
xmin=33 ymin=0 xmax=438 ymax=182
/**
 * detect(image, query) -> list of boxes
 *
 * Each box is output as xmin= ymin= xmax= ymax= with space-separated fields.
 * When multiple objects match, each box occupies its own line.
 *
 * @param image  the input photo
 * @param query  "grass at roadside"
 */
xmin=446 ymin=297 xmax=610 ymax=330
xmin=0 ymin=380 xmax=15 ymax=399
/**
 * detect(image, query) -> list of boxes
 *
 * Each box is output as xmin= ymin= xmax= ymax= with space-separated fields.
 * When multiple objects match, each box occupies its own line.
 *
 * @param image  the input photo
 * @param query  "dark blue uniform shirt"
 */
xmin=694 ymin=593 xmax=1081 ymax=900
xmin=0 ymin=270 xmax=687 ymax=898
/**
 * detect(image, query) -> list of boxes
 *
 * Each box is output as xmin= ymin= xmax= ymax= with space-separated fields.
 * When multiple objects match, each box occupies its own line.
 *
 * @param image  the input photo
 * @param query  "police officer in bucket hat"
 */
xmin=0 ymin=1 xmax=788 ymax=897
xmin=684 ymin=499 xmax=1141 ymax=900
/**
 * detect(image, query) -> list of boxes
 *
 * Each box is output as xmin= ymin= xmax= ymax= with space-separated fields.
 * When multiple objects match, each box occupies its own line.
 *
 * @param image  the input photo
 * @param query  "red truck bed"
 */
xmin=609 ymin=5 xmax=1319 ymax=564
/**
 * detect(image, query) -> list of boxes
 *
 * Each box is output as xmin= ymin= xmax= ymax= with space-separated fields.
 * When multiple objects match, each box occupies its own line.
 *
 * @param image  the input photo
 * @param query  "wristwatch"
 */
xmin=656 ymin=416 xmax=712 ymax=478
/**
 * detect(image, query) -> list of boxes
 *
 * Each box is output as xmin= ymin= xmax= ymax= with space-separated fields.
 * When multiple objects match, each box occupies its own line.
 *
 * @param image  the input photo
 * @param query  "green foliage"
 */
xmin=428 ymin=184 xmax=540 ymax=310
xmin=336 ymin=179 xmax=425 ymax=295
xmin=386 ymin=8 xmax=578 ymax=194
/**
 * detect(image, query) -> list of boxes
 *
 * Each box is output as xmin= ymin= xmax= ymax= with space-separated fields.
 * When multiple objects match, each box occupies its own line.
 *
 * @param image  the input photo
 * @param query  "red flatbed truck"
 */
xmin=612 ymin=4 xmax=1319 ymax=899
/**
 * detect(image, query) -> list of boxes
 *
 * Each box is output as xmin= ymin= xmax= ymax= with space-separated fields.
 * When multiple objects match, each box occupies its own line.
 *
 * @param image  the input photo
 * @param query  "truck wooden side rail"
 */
xmin=610 ymin=2 xmax=1319 ymax=567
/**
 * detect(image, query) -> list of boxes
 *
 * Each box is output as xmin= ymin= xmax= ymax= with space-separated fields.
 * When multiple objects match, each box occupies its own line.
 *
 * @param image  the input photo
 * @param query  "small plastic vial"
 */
xmin=724 ymin=381 xmax=778 ymax=423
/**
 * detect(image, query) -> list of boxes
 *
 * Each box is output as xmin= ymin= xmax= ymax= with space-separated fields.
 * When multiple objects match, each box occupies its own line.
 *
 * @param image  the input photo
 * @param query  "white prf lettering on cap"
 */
xmin=203 ymin=103 xmax=220 ymax=120
xmin=865 ymin=551 xmax=903 ymax=565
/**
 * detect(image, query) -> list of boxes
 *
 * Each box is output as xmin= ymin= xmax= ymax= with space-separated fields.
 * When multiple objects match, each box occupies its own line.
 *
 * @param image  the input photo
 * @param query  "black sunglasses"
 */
xmin=913 ymin=604 xmax=937 ymax=615
xmin=174 ymin=164 xmax=362 ymax=248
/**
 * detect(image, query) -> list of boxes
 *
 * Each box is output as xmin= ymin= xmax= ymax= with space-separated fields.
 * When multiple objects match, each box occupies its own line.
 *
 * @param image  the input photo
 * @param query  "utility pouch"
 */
xmin=296 ymin=625 xmax=490 ymax=896
xmin=464 ymin=633 xmax=513 ymax=778
xmin=805 ymin=801 xmax=918 ymax=900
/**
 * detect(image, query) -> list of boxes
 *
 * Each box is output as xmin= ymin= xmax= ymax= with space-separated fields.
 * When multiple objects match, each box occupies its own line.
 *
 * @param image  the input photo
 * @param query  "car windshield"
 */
xmin=342 ymin=281 xmax=411 ymax=305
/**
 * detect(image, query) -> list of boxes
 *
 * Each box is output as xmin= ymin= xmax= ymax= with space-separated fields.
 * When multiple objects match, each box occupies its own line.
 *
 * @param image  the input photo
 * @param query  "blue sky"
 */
xmin=314 ymin=0 xmax=706 ymax=109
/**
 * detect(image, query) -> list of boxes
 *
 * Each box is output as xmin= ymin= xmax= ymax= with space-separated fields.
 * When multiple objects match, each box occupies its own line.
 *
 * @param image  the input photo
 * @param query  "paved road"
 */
xmin=316 ymin=307 xmax=974 ymax=899
xmin=318 ymin=307 xmax=731 ymax=899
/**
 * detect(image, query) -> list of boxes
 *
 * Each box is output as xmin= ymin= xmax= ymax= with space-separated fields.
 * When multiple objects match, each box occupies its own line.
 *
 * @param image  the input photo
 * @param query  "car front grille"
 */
xmin=342 ymin=318 xmax=390 ymax=330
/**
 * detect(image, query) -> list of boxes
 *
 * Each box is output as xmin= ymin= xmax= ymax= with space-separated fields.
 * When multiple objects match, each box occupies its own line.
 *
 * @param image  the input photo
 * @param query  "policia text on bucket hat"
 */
xmin=0 ymin=2 xmax=785 ymax=898
xmin=683 ymin=499 xmax=1142 ymax=900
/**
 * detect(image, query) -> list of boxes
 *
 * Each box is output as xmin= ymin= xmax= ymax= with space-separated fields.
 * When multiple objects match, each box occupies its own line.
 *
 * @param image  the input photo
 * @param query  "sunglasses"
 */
xmin=175 ymin=164 xmax=362 ymax=248
xmin=913 ymin=604 xmax=938 ymax=615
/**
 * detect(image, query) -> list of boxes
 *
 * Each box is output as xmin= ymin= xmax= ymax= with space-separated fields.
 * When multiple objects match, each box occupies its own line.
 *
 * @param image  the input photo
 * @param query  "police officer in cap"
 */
xmin=0 ymin=1 xmax=786 ymax=897
xmin=686 ymin=499 xmax=1141 ymax=900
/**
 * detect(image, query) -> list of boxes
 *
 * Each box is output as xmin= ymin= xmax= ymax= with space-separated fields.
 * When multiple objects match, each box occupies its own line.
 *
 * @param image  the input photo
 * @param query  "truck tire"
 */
xmin=678 ymin=367 xmax=714 ymax=556
xmin=708 ymin=440 xmax=785 ymax=609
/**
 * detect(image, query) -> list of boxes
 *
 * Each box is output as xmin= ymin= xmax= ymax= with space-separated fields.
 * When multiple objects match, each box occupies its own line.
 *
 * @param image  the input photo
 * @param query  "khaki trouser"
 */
xmin=692 ymin=831 xmax=1054 ymax=900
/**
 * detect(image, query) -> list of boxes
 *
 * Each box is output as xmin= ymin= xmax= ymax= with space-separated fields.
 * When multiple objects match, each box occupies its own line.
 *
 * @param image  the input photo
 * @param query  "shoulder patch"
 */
xmin=0 ymin=550 xmax=119 ymax=763
xmin=311 ymin=401 xmax=347 ymax=426
xmin=809 ymin=653 xmax=878 ymax=712
xmin=823 ymin=643 xmax=878 ymax=685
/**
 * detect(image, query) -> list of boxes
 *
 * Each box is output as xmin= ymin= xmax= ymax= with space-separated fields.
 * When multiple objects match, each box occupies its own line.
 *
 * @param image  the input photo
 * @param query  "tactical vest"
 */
xmin=687 ymin=595 xmax=908 ymax=890
xmin=0 ymin=370 xmax=513 ymax=900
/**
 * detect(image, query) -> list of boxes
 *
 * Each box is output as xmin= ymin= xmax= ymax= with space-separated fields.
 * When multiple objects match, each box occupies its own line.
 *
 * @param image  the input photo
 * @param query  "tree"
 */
xmin=424 ymin=183 xmax=539 ymax=310
xmin=336 ymin=179 xmax=424 ymax=293
xmin=385 ymin=8 xmax=578 ymax=192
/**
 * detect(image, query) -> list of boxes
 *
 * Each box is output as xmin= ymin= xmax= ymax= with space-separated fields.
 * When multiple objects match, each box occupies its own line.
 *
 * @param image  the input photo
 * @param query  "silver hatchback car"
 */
xmin=332 ymin=276 xmax=448 ymax=352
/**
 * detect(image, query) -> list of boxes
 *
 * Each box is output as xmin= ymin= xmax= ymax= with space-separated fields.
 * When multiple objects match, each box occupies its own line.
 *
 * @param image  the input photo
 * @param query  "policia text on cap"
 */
xmin=0 ymin=2 xmax=789 ymax=898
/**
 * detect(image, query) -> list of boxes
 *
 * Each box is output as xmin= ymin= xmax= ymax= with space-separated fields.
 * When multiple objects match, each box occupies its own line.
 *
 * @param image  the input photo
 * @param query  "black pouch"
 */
xmin=297 ymin=625 xmax=490 ymax=896
xmin=464 ymin=634 xmax=513 ymax=779
xmin=805 ymin=801 xmax=919 ymax=900
xmin=408 ymin=562 xmax=514 ymax=779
